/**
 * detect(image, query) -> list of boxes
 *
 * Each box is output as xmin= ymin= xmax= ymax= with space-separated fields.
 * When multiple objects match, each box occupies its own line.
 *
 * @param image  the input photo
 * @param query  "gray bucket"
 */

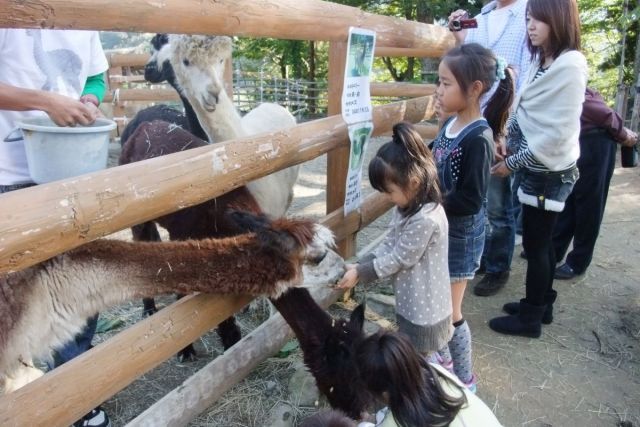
xmin=17 ymin=117 xmax=116 ymax=183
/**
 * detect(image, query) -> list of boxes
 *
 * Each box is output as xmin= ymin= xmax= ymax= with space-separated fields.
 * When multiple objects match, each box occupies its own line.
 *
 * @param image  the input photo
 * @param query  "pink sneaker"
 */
xmin=463 ymin=374 xmax=478 ymax=394
xmin=433 ymin=353 xmax=455 ymax=375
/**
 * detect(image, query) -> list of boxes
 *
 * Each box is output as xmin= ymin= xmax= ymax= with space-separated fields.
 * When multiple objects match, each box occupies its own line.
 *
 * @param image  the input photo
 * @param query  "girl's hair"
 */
xmin=441 ymin=43 xmax=515 ymax=140
xmin=355 ymin=330 xmax=466 ymax=427
xmin=527 ymin=0 xmax=581 ymax=63
xmin=300 ymin=410 xmax=356 ymax=427
xmin=368 ymin=122 xmax=441 ymax=217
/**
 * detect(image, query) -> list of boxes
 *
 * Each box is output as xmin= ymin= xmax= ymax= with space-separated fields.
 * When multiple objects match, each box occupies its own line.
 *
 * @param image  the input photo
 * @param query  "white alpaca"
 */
xmin=168 ymin=35 xmax=299 ymax=217
xmin=0 ymin=212 xmax=335 ymax=394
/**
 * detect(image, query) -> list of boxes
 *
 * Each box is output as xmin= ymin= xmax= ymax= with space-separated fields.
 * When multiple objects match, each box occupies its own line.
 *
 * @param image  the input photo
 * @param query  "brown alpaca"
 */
xmin=0 ymin=211 xmax=334 ymax=394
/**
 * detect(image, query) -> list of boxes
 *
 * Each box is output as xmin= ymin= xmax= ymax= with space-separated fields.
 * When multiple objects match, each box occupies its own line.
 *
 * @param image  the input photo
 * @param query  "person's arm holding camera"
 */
xmin=447 ymin=9 xmax=470 ymax=45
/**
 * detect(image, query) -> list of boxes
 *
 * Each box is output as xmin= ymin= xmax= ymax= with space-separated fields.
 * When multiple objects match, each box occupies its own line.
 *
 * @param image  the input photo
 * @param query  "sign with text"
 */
xmin=343 ymin=123 xmax=374 ymax=215
xmin=342 ymin=27 xmax=376 ymax=215
xmin=341 ymin=28 xmax=376 ymax=125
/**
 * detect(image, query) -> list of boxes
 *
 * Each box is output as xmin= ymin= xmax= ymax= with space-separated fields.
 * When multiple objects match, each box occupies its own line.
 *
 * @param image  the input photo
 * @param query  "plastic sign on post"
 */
xmin=341 ymin=27 xmax=376 ymax=215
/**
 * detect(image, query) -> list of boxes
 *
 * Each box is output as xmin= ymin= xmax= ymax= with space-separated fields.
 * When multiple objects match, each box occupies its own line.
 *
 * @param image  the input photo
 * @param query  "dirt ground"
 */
xmin=99 ymin=135 xmax=640 ymax=427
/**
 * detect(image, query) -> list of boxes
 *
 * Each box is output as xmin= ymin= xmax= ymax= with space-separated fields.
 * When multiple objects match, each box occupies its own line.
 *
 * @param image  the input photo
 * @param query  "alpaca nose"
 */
xmin=202 ymin=88 xmax=220 ymax=112
xmin=144 ymin=62 xmax=162 ymax=83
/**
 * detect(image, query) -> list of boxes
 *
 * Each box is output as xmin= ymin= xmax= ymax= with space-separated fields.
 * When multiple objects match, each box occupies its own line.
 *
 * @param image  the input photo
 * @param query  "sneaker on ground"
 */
xmin=463 ymin=374 xmax=478 ymax=394
xmin=473 ymin=271 xmax=510 ymax=296
xmin=73 ymin=407 xmax=110 ymax=427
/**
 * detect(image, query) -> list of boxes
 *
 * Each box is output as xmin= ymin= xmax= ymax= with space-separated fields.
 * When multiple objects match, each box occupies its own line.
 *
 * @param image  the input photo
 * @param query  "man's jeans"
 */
xmin=1 ymin=183 xmax=97 ymax=368
xmin=481 ymin=174 xmax=517 ymax=274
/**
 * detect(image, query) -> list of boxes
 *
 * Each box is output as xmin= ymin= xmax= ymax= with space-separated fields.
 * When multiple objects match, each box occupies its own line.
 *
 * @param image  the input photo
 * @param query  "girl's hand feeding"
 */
xmin=336 ymin=264 xmax=359 ymax=290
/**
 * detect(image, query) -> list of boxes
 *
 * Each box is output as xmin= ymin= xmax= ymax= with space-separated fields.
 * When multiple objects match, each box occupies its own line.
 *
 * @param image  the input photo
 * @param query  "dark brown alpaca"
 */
xmin=0 ymin=211 xmax=334 ymax=394
xmin=270 ymin=289 xmax=372 ymax=419
xmin=120 ymin=120 xmax=262 ymax=357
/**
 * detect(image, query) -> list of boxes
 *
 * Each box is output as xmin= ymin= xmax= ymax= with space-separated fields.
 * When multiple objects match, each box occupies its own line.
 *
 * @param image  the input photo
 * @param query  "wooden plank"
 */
xmin=107 ymin=53 xmax=151 ymax=68
xmin=0 ymin=293 xmax=253 ymax=426
xmin=370 ymin=82 xmax=436 ymax=98
xmin=127 ymin=286 xmax=342 ymax=427
xmin=0 ymin=0 xmax=453 ymax=53
xmin=0 ymin=95 xmax=436 ymax=274
xmin=374 ymin=46 xmax=451 ymax=58
xmin=103 ymin=88 xmax=181 ymax=103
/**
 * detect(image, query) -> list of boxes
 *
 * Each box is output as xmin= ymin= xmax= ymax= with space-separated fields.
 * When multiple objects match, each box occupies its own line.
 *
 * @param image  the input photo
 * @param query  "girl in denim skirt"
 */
xmin=489 ymin=0 xmax=587 ymax=338
xmin=337 ymin=122 xmax=453 ymax=361
xmin=432 ymin=43 xmax=515 ymax=391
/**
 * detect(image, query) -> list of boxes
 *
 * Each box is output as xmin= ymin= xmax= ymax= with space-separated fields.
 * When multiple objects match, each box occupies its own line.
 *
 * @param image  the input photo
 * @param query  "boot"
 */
xmin=502 ymin=290 xmax=557 ymax=324
xmin=489 ymin=299 xmax=546 ymax=338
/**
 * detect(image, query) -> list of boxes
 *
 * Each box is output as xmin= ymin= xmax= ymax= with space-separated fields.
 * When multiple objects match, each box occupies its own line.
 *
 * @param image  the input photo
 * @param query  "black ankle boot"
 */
xmin=502 ymin=290 xmax=557 ymax=324
xmin=489 ymin=299 xmax=546 ymax=338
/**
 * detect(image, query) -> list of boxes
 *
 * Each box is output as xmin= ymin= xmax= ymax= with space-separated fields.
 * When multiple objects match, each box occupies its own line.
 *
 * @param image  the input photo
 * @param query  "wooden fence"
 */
xmin=0 ymin=0 xmax=452 ymax=424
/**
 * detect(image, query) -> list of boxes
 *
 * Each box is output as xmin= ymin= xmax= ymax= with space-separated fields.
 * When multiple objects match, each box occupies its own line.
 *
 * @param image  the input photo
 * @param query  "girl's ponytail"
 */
xmin=484 ymin=63 xmax=515 ymax=140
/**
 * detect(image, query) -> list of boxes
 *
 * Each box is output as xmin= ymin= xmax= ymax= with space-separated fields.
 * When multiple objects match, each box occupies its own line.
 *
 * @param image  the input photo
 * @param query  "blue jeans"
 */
xmin=448 ymin=209 xmax=486 ymax=281
xmin=481 ymin=174 xmax=516 ymax=274
xmin=0 ymin=183 xmax=98 ymax=368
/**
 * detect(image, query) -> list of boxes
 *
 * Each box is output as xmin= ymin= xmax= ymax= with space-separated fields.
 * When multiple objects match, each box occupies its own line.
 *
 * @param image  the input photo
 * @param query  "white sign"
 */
xmin=341 ymin=28 xmax=376 ymax=125
xmin=342 ymin=27 xmax=376 ymax=215
xmin=344 ymin=123 xmax=374 ymax=215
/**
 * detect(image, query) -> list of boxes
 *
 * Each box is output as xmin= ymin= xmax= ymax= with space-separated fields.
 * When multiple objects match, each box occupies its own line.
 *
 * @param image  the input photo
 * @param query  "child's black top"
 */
xmin=430 ymin=119 xmax=494 ymax=217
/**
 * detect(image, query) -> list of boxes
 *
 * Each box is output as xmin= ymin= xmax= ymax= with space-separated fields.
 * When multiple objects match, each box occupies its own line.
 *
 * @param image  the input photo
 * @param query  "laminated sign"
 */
xmin=342 ymin=27 xmax=376 ymax=215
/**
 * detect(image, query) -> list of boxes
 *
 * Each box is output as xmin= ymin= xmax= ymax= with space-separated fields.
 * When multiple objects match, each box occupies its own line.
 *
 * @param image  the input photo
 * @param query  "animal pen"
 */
xmin=0 ymin=0 xmax=453 ymax=425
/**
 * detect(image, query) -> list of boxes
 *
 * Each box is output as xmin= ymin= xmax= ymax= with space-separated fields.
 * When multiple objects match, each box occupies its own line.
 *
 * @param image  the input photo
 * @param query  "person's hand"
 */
xmin=447 ymin=9 xmax=469 ymax=44
xmin=336 ymin=265 xmax=359 ymax=290
xmin=491 ymin=160 xmax=511 ymax=177
xmin=42 ymin=92 xmax=98 ymax=127
xmin=494 ymin=136 xmax=507 ymax=162
xmin=622 ymin=128 xmax=638 ymax=148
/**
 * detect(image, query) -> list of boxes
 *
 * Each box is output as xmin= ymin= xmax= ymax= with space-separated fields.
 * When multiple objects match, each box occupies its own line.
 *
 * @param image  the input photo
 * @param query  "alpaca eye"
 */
xmin=219 ymin=59 xmax=224 ymax=65
xmin=183 ymin=59 xmax=190 ymax=66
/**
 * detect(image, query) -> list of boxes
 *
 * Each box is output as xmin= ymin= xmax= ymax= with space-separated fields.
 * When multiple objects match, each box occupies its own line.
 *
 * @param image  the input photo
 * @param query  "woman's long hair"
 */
xmin=355 ymin=330 xmax=466 ymax=427
xmin=526 ymin=0 xmax=581 ymax=64
xmin=368 ymin=122 xmax=441 ymax=217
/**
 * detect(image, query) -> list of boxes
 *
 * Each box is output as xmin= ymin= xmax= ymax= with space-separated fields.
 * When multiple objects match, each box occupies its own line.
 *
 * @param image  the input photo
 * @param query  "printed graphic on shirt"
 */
xmin=27 ymin=29 xmax=83 ymax=94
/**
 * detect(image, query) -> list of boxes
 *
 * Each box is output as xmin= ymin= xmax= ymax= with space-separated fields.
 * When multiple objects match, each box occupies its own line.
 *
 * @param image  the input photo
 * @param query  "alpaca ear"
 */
xmin=227 ymin=209 xmax=270 ymax=233
xmin=350 ymin=303 xmax=366 ymax=332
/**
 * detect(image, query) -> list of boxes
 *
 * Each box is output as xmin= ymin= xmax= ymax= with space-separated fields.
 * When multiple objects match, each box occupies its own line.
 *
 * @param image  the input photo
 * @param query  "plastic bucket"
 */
xmin=17 ymin=117 xmax=116 ymax=183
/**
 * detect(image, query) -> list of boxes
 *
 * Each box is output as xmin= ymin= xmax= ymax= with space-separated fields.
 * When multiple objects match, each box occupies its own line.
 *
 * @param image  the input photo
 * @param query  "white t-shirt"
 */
xmin=0 ymin=29 xmax=108 ymax=184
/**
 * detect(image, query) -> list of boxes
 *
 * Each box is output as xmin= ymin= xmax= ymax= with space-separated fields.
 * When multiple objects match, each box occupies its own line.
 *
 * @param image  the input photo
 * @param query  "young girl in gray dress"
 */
xmin=337 ymin=122 xmax=452 ymax=358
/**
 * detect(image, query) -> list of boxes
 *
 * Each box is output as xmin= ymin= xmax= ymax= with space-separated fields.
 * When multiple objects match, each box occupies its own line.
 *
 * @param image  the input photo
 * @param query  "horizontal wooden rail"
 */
xmin=370 ymin=82 xmax=436 ymax=98
xmin=108 ymin=53 xmax=152 ymax=68
xmin=0 ymin=95 xmax=436 ymax=274
xmin=104 ymin=88 xmax=181 ymax=104
xmin=375 ymin=46 xmax=452 ymax=58
xmin=0 ymin=0 xmax=453 ymax=54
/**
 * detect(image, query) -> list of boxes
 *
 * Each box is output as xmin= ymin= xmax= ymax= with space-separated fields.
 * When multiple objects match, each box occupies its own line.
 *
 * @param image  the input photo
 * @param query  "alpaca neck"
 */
xmin=193 ymin=91 xmax=245 ymax=143
xmin=59 ymin=236 xmax=298 ymax=314
xmin=167 ymin=75 xmax=208 ymax=141
xmin=270 ymin=288 xmax=332 ymax=343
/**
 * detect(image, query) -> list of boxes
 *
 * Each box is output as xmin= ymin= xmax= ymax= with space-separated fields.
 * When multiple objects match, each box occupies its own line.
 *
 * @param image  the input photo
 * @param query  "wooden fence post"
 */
xmin=326 ymin=41 xmax=355 ymax=259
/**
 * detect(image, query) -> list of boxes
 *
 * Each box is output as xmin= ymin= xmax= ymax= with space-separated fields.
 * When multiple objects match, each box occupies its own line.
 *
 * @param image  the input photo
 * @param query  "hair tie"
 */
xmin=495 ymin=57 xmax=508 ymax=81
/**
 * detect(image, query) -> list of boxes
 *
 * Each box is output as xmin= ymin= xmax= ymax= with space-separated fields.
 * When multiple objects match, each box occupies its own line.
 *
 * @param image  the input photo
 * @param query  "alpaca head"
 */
xmin=228 ymin=210 xmax=334 ymax=267
xmin=168 ymin=35 xmax=232 ymax=112
xmin=307 ymin=303 xmax=372 ymax=419
xmin=144 ymin=33 xmax=175 ymax=84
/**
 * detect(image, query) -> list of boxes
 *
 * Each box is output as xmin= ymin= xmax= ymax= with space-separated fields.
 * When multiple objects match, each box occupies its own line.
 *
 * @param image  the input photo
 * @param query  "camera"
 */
xmin=451 ymin=18 xmax=478 ymax=31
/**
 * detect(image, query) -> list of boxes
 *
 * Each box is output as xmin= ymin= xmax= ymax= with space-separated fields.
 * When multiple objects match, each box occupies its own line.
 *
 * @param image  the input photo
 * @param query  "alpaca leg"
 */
xmin=174 ymin=293 xmax=198 ymax=362
xmin=132 ymin=221 xmax=162 ymax=317
xmin=216 ymin=316 xmax=242 ymax=350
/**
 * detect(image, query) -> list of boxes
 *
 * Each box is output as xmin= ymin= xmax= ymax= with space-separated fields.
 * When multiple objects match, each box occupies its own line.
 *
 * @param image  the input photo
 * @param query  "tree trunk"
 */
xmin=308 ymin=41 xmax=317 ymax=115
xmin=417 ymin=0 xmax=439 ymax=83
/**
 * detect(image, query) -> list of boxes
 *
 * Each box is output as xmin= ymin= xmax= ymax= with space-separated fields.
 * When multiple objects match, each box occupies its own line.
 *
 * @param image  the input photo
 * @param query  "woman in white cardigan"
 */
xmin=488 ymin=0 xmax=587 ymax=338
